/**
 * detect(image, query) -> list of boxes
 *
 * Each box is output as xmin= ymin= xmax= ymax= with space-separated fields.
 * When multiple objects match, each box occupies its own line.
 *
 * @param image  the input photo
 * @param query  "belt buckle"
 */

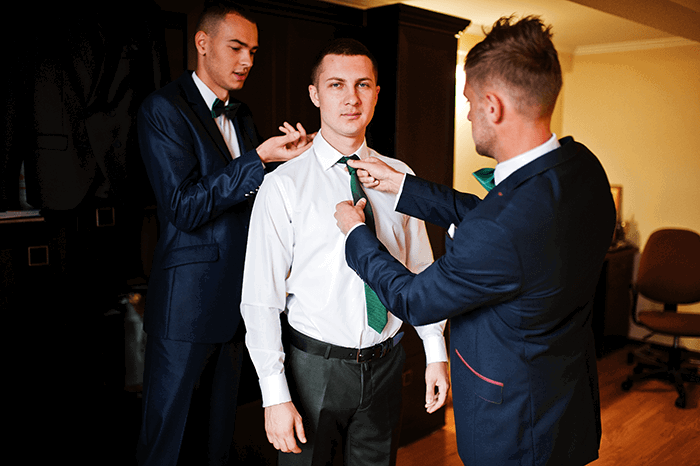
xmin=356 ymin=342 xmax=388 ymax=363
xmin=356 ymin=346 xmax=375 ymax=363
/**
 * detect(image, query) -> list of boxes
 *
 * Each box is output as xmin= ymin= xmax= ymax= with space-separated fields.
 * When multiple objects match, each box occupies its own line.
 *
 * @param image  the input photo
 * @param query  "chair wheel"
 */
xmin=621 ymin=380 xmax=633 ymax=391
xmin=675 ymin=395 xmax=686 ymax=409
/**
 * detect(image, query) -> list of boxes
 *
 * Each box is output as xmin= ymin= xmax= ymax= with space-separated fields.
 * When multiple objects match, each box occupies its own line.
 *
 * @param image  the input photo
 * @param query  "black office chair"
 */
xmin=621 ymin=228 xmax=700 ymax=408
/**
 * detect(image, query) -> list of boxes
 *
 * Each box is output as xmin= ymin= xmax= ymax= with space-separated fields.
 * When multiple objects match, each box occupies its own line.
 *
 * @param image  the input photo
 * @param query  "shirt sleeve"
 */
xmin=240 ymin=175 xmax=294 ymax=407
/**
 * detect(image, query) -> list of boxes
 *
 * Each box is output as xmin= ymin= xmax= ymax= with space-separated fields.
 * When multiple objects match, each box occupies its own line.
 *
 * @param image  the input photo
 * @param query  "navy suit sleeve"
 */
xmin=138 ymin=93 xmax=265 ymax=233
xmin=345 ymin=214 xmax=522 ymax=327
xmin=397 ymin=174 xmax=481 ymax=229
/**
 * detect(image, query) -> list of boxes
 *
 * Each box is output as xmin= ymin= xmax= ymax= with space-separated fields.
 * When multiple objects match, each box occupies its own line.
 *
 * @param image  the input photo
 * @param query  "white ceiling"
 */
xmin=324 ymin=0 xmax=700 ymax=53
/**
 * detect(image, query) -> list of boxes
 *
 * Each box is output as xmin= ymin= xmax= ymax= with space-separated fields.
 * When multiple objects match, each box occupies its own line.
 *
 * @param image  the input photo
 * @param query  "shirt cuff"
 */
xmin=448 ymin=224 xmax=457 ymax=239
xmin=393 ymin=173 xmax=408 ymax=211
xmin=259 ymin=372 xmax=292 ymax=408
xmin=421 ymin=335 xmax=448 ymax=365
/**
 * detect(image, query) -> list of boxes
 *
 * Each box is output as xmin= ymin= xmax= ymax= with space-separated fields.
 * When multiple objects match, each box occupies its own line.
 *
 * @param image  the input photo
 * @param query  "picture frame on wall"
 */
xmin=611 ymin=185 xmax=622 ymax=223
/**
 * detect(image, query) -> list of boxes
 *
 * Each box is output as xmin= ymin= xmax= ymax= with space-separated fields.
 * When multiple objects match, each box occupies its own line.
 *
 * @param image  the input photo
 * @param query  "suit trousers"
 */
xmin=281 ymin=337 xmax=406 ymax=466
xmin=136 ymin=326 xmax=245 ymax=466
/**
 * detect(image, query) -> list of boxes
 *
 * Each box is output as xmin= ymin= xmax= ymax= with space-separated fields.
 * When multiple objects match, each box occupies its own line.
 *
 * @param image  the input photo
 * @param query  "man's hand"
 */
xmin=264 ymin=401 xmax=306 ymax=454
xmin=424 ymin=362 xmax=450 ymax=414
xmin=257 ymin=122 xmax=315 ymax=163
xmin=346 ymin=157 xmax=403 ymax=194
xmin=334 ymin=199 xmax=366 ymax=236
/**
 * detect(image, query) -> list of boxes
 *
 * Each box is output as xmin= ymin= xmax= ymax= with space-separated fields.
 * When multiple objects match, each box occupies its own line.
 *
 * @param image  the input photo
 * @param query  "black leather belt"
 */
xmin=288 ymin=326 xmax=403 ymax=364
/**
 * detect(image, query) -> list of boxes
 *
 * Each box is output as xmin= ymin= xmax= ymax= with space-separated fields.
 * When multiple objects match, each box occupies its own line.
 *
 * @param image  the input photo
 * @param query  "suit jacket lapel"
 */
xmin=488 ymin=137 xmax=575 ymax=197
xmin=178 ymin=72 xmax=233 ymax=164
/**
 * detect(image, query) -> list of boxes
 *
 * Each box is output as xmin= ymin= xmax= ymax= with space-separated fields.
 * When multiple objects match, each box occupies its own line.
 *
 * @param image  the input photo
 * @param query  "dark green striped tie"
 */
xmin=338 ymin=155 xmax=387 ymax=333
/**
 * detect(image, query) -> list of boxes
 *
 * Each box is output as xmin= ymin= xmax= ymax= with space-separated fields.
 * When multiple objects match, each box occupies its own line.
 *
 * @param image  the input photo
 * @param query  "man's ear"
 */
xmin=309 ymin=84 xmax=320 ymax=108
xmin=485 ymin=92 xmax=504 ymax=124
xmin=195 ymin=30 xmax=208 ymax=57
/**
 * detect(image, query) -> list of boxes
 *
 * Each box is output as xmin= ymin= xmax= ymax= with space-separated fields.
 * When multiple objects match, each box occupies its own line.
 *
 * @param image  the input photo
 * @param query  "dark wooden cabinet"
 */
xmin=593 ymin=245 xmax=638 ymax=357
xmin=234 ymin=1 xmax=366 ymax=141
xmin=1 ymin=216 xmax=67 ymax=310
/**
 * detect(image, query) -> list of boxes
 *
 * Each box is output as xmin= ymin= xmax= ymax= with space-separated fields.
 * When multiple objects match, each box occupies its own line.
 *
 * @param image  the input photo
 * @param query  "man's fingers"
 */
xmin=356 ymin=169 xmax=378 ymax=187
xmin=346 ymin=157 xmax=372 ymax=171
xmin=435 ymin=387 xmax=448 ymax=410
xmin=264 ymin=402 xmax=305 ymax=454
xmin=278 ymin=121 xmax=295 ymax=134
xmin=295 ymin=415 xmax=307 ymax=445
xmin=277 ymin=129 xmax=301 ymax=143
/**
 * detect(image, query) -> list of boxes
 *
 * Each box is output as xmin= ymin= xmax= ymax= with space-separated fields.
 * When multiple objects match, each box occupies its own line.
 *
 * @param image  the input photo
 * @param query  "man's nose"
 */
xmin=345 ymin=88 xmax=360 ymax=105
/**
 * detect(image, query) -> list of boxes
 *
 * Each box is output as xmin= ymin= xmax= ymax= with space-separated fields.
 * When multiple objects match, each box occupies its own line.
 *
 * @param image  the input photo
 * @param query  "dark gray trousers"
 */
xmin=281 ymin=340 xmax=406 ymax=466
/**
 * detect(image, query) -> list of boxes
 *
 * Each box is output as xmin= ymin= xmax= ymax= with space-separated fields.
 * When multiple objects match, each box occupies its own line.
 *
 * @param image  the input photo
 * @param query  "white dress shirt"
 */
xmin=192 ymin=71 xmax=241 ymax=159
xmin=493 ymin=133 xmax=560 ymax=185
xmin=240 ymin=130 xmax=448 ymax=407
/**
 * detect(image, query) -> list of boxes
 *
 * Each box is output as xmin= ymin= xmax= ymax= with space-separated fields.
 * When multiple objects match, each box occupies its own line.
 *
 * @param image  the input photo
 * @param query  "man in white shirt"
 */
xmin=240 ymin=38 xmax=449 ymax=466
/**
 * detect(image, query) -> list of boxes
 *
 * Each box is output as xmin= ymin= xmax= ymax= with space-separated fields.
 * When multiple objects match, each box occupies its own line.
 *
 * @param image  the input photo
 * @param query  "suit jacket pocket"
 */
xmin=162 ymin=244 xmax=219 ymax=269
xmin=455 ymin=348 xmax=504 ymax=404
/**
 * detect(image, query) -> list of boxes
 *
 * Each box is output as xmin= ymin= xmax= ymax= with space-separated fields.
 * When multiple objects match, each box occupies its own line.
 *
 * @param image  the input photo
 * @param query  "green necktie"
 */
xmin=473 ymin=167 xmax=495 ymax=192
xmin=338 ymin=155 xmax=387 ymax=334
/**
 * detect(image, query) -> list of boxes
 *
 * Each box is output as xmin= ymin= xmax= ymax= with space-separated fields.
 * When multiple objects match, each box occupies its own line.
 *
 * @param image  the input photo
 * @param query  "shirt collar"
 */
xmin=192 ymin=71 xmax=227 ymax=110
xmin=494 ymin=133 xmax=560 ymax=185
xmin=313 ymin=130 xmax=370 ymax=171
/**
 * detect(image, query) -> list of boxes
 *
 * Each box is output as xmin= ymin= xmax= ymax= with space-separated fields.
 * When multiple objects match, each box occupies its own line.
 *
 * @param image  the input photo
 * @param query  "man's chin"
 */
xmin=228 ymin=80 xmax=246 ymax=91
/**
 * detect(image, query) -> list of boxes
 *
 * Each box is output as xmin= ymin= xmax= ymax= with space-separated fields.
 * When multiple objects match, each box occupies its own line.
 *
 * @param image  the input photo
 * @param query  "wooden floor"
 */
xmin=396 ymin=343 xmax=700 ymax=466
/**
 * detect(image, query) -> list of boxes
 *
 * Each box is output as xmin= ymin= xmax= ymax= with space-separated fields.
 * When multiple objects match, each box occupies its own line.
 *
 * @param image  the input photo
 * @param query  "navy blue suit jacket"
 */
xmin=138 ymin=71 xmax=265 ymax=343
xmin=345 ymin=137 xmax=615 ymax=465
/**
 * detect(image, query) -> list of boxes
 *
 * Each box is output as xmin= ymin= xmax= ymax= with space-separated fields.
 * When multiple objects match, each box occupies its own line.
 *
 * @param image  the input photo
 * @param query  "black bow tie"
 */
xmin=211 ymin=98 xmax=241 ymax=119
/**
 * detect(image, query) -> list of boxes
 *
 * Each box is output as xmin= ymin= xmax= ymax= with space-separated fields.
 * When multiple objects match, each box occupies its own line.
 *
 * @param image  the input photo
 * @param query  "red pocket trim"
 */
xmin=455 ymin=349 xmax=504 ymax=387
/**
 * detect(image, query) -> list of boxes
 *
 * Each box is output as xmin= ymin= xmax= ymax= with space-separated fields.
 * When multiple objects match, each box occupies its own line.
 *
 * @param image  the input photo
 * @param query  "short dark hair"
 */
xmin=310 ymin=38 xmax=378 ymax=87
xmin=465 ymin=15 xmax=562 ymax=119
xmin=196 ymin=1 xmax=256 ymax=36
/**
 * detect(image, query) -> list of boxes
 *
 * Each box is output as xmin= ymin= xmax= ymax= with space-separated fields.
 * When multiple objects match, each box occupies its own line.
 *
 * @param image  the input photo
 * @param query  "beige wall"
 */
xmin=453 ymin=34 xmax=700 ymax=350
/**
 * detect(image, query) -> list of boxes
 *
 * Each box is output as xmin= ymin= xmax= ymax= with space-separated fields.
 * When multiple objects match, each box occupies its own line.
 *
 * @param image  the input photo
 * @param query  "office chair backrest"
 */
xmin=636 ymin=228 xmax=700 ymax=306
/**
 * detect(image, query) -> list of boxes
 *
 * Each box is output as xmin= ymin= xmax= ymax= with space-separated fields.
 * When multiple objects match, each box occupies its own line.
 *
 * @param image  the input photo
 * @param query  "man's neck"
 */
xmin=194 ymin=68 xmax=229 ymax=102
xmin=321 ymin=130 xmax=365 ymax=156
xmin=494 ymin=120 xmax=552 ymax=163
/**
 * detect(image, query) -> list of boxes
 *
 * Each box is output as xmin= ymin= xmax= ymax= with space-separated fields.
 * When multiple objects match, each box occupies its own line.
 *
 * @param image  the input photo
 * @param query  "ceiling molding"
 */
xmin=574 ymin=37 xmax=698 ymax=55
xmin=568 ymin=0 xmax=700 ymax=43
